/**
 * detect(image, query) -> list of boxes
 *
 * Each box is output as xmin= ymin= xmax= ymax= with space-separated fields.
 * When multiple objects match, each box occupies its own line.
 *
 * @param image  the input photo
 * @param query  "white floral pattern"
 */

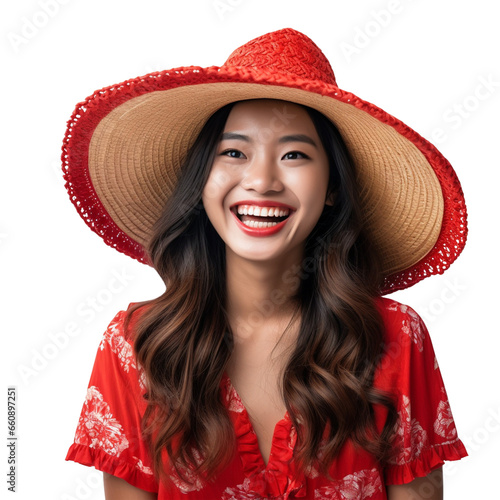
xmin=387 ymin=302 xmax=425 ymax=352
xmin=133 ymin=456 xmax=154 ymax=476
xmin=389 ymin=395 xmax=428 ymax=465
xmin=434 ymin=396 xmax=457 ymax=440
xmin=224 ymin=375 xmax=245 ymax=413
xmin=314 ymin=468 xmax=382 ymax=499
xmin=306 ymin=464 xmax=320 ymax=480
xmin=100 ymin=312 xmax=135 ymax=372
xmin=222 ymin=478 xmax=265 ymax=500
xmin=169 ymin=447 xmax=207 ymax=493
xmin=222 ymin=469 xmax=382 ymax=500
xmin=75 ymin=386 xmax=129 ymax=456
xmin=99 ymin=311 xmax=146 ymax=390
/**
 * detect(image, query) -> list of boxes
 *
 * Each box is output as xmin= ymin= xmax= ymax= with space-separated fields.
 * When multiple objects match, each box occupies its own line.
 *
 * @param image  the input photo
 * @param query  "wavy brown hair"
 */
xmin=123 ymin=99 xmax=399 ymax=488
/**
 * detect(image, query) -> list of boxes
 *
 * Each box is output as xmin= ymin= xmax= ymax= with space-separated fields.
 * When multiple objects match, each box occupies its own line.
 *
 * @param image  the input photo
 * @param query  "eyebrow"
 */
xmin=221 ymin=132 xmax=250 ymax=142
xmin=220 ymin=132 xmax=318 ymax=147
xmin=278 ymin=134 xmax=317 ymax=147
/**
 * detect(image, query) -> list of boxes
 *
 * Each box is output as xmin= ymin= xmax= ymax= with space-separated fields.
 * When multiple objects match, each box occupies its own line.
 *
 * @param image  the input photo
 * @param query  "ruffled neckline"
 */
xmin=220 ymin=371 xmax=307 ymax=498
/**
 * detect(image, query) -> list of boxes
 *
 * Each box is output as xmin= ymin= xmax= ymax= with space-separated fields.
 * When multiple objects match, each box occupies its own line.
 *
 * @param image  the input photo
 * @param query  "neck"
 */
xmin=225 ymin=248 xmax=303 ymax=342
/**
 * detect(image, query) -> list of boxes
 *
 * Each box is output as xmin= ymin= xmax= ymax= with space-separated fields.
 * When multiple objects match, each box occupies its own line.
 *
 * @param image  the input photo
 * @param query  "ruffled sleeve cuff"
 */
xmin=66 ymin=443 xmax=158 ymax=493
xmin=384 ymin=438 xmax=468 ymax=485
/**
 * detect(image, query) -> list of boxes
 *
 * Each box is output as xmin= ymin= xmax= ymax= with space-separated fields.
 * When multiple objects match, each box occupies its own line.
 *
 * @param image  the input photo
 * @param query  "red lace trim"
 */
xmin=62 ymin=65 xmax=468 ymax=294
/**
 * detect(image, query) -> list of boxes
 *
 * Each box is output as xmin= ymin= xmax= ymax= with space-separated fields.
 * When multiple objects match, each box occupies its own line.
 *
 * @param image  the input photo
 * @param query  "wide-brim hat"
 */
xmin=61 ymin=28 xmax=467 ymax=294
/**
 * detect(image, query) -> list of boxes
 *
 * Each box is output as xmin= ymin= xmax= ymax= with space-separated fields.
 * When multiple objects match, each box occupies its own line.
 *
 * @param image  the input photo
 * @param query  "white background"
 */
xmin=2 ymin=0 xmax=498 ymax=498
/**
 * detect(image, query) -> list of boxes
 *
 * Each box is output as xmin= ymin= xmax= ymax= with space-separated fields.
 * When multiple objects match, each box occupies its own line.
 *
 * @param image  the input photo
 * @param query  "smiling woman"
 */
xmin=63 ymin=28 xmax=468 ymax=499
xmin=202 ymin=99 xmax=331 ymax=263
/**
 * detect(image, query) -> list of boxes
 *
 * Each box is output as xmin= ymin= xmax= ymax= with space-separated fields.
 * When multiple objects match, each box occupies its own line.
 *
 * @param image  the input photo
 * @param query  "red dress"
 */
xmin=66 ymin=297 xmax=468 ymax=499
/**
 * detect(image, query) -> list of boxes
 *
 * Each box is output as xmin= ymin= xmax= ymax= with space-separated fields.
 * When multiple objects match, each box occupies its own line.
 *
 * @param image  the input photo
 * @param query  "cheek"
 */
xmin=202 ymin=168 xmax=232 ymax=202
xmin=305 ymin=191 xmax=329 ymax=225
xmin=202 ymin=165 xmax=240 ymax=225
xmin=292 ymin=169 xmax=330 ymax=209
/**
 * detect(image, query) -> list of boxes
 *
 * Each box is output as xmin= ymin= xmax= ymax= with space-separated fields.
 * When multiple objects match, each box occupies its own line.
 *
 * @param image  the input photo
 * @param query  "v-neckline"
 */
xmin=220 ymin=371 xmax=308 ymax=497
xmin=221 ymin=370 xmax=292 ymax=469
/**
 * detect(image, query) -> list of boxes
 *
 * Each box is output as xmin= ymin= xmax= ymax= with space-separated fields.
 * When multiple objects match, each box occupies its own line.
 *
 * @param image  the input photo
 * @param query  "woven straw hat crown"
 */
xmin=62 ymin=28 xmax=467 ymax=293
xmin=224 ymin=28 xmax=337 ymax=84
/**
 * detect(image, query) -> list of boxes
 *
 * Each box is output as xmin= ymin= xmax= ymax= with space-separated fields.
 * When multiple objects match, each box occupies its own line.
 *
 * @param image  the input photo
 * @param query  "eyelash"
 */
xmin=220 ymin=149 xmax=245 ymax=158
xmin=220 ymin=149 xmax=310 ymax=160
xmin=282 ymin=151 xmax=310 ymax=160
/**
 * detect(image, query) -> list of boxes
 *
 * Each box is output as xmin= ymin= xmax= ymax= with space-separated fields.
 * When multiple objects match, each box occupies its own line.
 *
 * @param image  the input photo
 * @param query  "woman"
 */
xmin=63 ymin=29 xmax=468 ymax=499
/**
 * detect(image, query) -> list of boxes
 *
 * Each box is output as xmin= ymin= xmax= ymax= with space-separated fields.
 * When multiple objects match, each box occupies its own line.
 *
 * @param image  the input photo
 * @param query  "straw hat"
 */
xmin=61 ymin=28 xmax=467 ymax=294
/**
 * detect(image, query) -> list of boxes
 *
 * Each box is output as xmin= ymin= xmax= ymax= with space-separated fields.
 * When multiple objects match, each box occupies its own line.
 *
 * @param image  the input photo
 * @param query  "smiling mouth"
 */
xmin=231 ymin=205 xmax=292 ymax=228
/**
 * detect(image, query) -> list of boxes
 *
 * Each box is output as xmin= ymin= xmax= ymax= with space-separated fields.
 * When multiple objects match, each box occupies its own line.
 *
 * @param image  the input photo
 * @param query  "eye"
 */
xmin=220 ymin=149 xmax=246 ymax=159
xmin=282 ymin=151 xmax=310 ymax=160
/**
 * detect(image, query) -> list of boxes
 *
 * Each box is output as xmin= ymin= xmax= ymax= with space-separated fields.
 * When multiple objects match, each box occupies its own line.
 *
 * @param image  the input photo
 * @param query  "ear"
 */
xmin=325 ymin=191 xmax=335 ymax=206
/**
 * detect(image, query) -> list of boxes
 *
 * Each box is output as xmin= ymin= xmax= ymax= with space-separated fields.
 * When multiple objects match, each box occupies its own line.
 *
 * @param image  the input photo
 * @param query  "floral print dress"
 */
xmin=65 ymin=297 xmax=468 ymax=499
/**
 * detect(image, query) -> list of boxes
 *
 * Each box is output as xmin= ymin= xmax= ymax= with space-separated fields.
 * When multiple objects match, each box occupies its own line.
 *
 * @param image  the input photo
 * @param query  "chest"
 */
xmin=225 ymin=359 xmax=288 ymax=466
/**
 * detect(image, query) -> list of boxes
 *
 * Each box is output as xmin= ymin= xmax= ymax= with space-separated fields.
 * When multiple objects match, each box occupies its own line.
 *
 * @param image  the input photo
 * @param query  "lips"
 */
xmin=229 ymin=200 xmax=295 ymax=236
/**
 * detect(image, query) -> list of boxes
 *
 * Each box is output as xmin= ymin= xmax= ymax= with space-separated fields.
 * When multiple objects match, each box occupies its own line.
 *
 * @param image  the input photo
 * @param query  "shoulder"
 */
xmin=371 ymin=296 xmax=431 ymax=389
xmin=373 ymin=296 xmax=421 ymax=322
xmin=97 ymin=302 xmax=152 ymax=377
xmin=102 ymin=302 xmax=151 ymax=347
xmin=372 ymin=296 xmax=436 ymax=395
xmin=373 ymin=296 xmax=426 ymax=348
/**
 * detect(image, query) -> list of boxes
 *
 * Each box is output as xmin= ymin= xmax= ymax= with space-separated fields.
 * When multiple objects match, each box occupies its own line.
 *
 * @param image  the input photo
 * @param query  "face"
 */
xmin=202 ymin=99 xmax=331 ymax=266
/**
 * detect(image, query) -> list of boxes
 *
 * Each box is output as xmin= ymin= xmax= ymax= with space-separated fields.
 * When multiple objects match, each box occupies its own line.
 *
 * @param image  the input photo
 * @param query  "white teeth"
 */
xmin=242 ymin=220 xmax=279 ymax=228
xmin=235 ymin=205 xmax=290 ymax=217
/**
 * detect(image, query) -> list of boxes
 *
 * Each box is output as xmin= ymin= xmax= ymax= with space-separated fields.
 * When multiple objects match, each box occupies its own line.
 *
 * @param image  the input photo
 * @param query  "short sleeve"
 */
xmin=374 ymin=299 xmax=468 ymax=485
xmin=65 ymin=307 xmax=159 ymax=493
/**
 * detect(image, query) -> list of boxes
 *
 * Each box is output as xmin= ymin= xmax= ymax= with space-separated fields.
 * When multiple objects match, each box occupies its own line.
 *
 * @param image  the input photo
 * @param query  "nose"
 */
xmin=240 ymin=156 xmax=284 ymax=194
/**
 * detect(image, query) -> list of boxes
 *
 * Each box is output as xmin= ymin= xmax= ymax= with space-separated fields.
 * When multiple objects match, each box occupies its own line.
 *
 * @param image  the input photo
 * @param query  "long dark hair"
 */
xmin=124 ymin=99 xmax=398 ymax=487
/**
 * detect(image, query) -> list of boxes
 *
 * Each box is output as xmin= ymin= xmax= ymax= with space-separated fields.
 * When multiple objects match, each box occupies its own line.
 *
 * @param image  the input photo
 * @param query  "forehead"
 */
xmin=224 ymin=99 xmax=316 ymax=133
